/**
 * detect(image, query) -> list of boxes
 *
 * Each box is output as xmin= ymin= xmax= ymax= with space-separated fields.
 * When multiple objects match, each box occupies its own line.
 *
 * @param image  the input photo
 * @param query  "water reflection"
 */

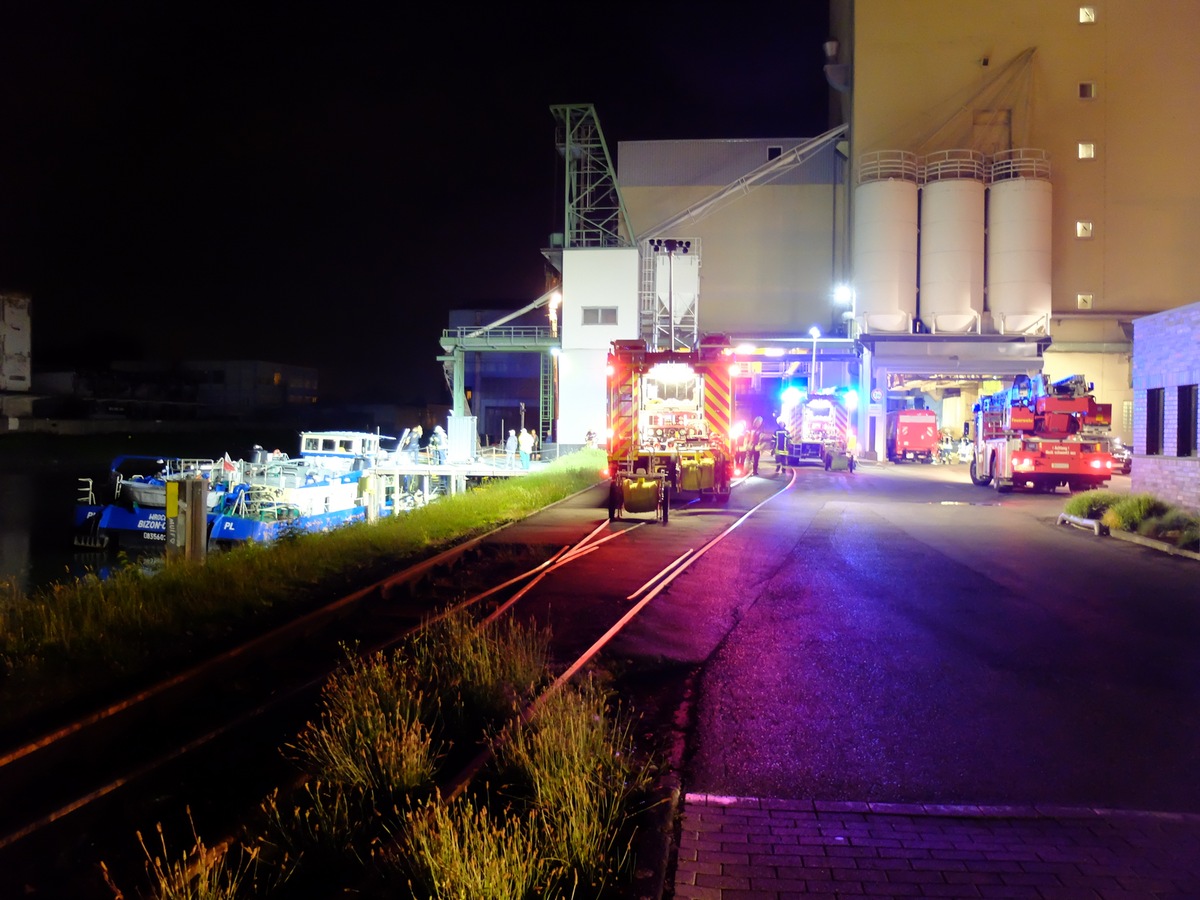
xmin=0 ymin=466 xmax=119 ymax=595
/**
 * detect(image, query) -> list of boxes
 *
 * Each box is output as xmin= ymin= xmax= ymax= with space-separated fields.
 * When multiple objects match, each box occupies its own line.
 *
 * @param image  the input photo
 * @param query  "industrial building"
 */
xmin=439 ymin=1 xmax=1199 ymax=503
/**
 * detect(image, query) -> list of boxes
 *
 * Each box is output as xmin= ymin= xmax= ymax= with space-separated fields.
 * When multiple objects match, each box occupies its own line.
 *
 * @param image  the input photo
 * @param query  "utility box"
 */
xmin=0 ymin=293 xmax=31 ymax=393
xmin=446 ymin=415 xmax=478 ymax=463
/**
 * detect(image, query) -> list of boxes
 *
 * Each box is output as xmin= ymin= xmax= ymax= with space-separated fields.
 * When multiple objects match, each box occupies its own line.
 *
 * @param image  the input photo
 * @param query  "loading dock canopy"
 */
xmin=858 ymin=333 xmax=1050 ymax=379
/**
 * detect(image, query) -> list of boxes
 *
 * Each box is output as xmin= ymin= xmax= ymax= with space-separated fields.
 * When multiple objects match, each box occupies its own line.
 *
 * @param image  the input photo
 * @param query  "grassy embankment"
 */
xmin=0 ymin=448 xmax=610 ymax=732
xmin=107 ymin=612 xmax=656 ymax=899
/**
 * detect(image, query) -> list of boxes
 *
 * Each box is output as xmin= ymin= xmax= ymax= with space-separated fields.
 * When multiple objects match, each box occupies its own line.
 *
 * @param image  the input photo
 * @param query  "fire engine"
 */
xmin=605 ymin=336 xmax=736 ymax=523
xmin=886 ymin=408 xmax=939 ymax=464
xmin=773 ymin=390 xmax=855 ymax=471
xmin=969 ymin=373 xmax=1118 ymax=493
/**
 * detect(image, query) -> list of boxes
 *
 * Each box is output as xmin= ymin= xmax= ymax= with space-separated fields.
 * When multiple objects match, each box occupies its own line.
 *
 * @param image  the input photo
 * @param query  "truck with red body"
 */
xmin=605 ymin=336 xmax=736 ymax=523
xmin=886 ymin=408 xmax=939 ymax=464
xmin=969 ymin=373 xmax=1118 ymax=493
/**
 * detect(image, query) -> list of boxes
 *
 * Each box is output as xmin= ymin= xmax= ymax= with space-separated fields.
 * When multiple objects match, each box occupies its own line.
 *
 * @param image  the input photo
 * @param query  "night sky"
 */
xmin=0 ymin=4 xmax=830 ymax=403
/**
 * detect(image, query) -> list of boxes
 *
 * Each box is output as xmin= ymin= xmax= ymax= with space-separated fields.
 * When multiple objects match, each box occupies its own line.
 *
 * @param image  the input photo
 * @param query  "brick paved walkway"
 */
xmin=672 ymin=794 xmax=1200 ymax=899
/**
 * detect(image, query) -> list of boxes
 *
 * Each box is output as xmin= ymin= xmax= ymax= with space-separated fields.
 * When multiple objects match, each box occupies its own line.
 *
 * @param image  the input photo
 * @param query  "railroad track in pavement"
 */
xmin=0 ymin=475 xmax=790 ymax=898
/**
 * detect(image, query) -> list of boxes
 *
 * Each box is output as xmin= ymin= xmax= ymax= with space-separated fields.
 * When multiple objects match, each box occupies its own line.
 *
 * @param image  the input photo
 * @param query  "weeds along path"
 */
xmin=0 ymin=474 xmax=792 ymax=897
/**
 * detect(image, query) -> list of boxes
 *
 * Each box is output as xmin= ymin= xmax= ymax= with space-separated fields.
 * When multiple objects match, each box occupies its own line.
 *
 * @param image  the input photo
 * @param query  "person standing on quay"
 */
xmin=518 ymin=427 xmax=534 ymax=470
xmin=505 ymin=429 xmax=518 ymax=468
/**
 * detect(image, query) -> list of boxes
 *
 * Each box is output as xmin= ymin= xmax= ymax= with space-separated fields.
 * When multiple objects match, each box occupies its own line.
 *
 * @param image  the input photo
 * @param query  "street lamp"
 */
xmin=834 ymin=284 xmax=855 ymax=338
xmin=809 ymin=326 xmax=821 ymax=393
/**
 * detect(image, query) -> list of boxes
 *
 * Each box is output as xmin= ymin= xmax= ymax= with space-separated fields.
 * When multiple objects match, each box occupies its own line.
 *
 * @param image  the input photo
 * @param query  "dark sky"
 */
xmin=0 ymin=4 xmax=830 ymax=404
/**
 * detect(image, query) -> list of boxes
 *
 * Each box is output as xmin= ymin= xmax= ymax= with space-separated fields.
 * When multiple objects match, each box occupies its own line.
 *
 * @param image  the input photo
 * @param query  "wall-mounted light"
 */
xmin=823 ymin=38 xmax=851 ymax=93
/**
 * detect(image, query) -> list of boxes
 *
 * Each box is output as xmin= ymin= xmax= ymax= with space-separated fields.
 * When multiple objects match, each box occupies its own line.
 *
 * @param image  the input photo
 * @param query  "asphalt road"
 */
xmin=610 ymin=461 xmax=1200 ymax=814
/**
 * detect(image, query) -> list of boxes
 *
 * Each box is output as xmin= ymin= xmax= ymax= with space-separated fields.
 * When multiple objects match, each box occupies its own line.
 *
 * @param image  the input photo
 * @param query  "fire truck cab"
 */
xmin=605 ymin=336 xmax=736 ymax=523
xmin=969 ymin=373 xmax=1118 ymax=493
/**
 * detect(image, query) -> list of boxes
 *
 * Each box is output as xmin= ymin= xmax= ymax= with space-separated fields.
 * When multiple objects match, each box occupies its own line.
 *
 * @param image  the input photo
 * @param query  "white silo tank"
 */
xmin=987 ymin=149 xmax=1052 ymax=334
xmin=853 ymin=151 xmax=918 ymax=334
xmin=919 ymin=150 xmax=985 ymax=333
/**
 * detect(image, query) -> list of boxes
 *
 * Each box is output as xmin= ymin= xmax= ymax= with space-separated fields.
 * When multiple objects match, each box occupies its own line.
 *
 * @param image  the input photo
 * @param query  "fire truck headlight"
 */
xmin=1013 ymin=456 xmax=1034 ymax=472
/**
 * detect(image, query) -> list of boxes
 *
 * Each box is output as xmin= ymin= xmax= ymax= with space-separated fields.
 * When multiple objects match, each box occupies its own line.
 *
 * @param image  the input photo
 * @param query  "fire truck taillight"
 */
xmin=1090 ymin=458 xmax=1111 ymax=470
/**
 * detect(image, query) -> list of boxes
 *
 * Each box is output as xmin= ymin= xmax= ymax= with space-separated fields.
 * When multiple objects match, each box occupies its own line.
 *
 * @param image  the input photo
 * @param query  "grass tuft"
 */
xmin=408 ymin=610 xmax=551 ymax=733
xmin=1062 ymin=489 xmax=1124 ymax=519
xmin=498 ymin=676 xmax=654 ymax=888
xmin=401 ymin=792 xmax=548 ymax=899
xmin=1099 ymin=493 xmax=1173 ymax=533
xmin=284 ymin=645 xmax=441 ymax=797
xmin=102 ymin=810 xmax=283 ymax=900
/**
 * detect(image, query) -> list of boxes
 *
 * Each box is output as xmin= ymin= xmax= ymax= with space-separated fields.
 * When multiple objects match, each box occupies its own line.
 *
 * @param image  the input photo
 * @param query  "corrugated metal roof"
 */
xmin=618 ymin=138 xmax=840 ymax=187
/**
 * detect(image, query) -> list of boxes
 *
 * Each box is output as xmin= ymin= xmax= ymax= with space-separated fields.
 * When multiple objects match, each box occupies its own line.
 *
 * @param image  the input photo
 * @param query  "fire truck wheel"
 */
xmin=991 ymin=460 xmax=1013 ymax=493
xmin=660 ymin=483 xmax=670 ymax=525
xmin=969 ymin=457 xmax=991 ymax=486
xmin=607 ymin=482 xmax=621 ymax=520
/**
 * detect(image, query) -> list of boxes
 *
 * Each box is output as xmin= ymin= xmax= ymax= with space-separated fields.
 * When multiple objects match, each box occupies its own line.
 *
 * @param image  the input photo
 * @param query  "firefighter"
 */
xmin=429 ymin=425 xmax=447 ymax=465
xmin=518 ymin=427 xmax=534 ymax=469
xmin=746 ymin=415 xmax=771 ymax=476
xmin=756 ymin=428 xmax=774 ymax=476
xmin=733 ymin=421 xmax=748 ymax=470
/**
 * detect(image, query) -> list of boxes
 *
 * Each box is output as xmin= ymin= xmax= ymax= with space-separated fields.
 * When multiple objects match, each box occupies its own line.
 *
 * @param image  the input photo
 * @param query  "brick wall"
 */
xmin=1132 ymin=303 xmax=1200 ymax=511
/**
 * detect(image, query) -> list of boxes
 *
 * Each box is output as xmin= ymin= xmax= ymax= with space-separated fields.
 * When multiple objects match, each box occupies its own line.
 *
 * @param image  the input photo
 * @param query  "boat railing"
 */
xmin=78 ymin=477 xmax=97 ymax=506
xmin=177 ymin=458 xmax=217 ymax=476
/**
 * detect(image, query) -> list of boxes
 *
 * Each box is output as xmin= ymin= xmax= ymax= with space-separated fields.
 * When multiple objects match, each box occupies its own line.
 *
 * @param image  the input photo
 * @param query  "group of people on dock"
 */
xmin=504 ymin=428 xmax=536 ymax=469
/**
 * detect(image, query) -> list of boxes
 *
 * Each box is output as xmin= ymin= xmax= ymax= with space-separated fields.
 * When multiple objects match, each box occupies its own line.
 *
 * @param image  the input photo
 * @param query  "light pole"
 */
xmin=809 ymin=326 xmax=821 ymax=393
xmin=834 ymin=283 xmax=855 ymax=338
xmin=648 ymin=238 xmax=691 ymax=350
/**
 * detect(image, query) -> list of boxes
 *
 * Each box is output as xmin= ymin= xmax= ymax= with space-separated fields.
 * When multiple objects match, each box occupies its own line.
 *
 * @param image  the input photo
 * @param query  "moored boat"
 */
xmin=73 ymin=431 xmax=403 ymax=552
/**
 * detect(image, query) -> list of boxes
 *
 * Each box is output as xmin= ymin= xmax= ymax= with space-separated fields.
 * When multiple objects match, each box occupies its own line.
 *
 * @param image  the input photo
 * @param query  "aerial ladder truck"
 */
xmin=969 ymin=373 xmax=1118 ymax=493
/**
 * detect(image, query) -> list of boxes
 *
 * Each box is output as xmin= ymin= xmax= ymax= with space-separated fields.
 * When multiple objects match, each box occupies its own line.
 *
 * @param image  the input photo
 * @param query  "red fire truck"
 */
xmin=605 ymin=336 xmax=737 ymax=523
xmin=886 ymin=408 xmax=940 ymax=464
xmin=969 ymin=373 xmax=1118 ymax=493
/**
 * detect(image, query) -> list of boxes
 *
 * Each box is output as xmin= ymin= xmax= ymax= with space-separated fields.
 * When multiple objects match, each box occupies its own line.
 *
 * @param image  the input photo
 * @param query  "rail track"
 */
xmin=0 ymin=474 xmax=791 ymax=898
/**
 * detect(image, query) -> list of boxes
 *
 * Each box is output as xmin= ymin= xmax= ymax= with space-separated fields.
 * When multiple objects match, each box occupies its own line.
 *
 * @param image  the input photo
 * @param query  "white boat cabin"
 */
xmin=296 ymin=431 xmax=394 ymax=469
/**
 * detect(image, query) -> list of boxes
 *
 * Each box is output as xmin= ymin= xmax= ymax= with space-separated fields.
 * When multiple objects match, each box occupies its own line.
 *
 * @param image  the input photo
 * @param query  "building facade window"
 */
xmin=581 ymin=307 xmax=618 ymax=326
xmin=1179 ymin=385 xmax=1198 ymax=457
xmin=1076 ymin=221 xmax=1094 ymax=239
xmin=1146 ymin=387 xmax=1164 ymax=455
xmin=1079 ymin=82 xmax=1097 ymax=99
xmin=1077 ymin=142 xmax=1095 ymax=159
xmin=1079 ymin=6 xmax=1096 ymax=23
xmin=1076 ymin=293 xmax=1093 ymax=309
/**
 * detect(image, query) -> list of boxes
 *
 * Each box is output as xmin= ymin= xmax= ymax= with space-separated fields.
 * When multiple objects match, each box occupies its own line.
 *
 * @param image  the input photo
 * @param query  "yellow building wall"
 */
xmin=840 ymin=0 xmax=1200 ymax=316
